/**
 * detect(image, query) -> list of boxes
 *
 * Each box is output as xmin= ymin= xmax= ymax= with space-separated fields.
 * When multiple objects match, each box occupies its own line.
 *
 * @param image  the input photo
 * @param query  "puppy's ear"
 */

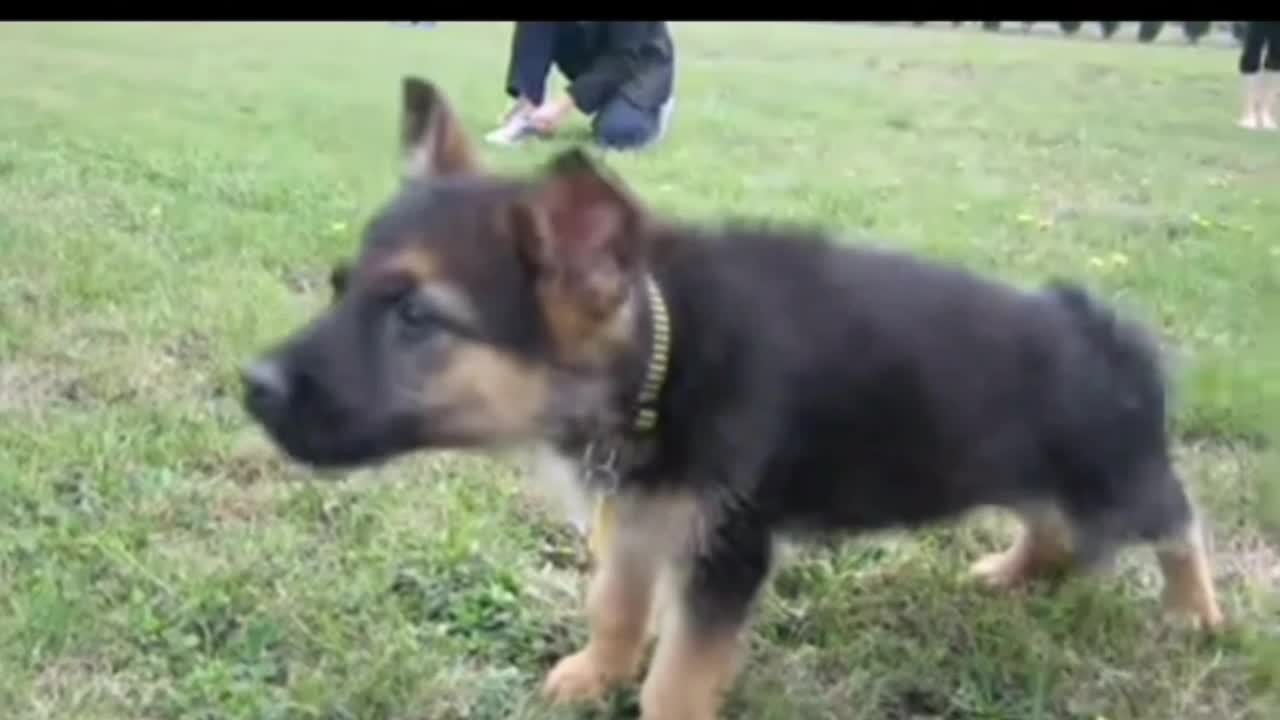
xmin=508 ymin=148 xmax=649 ymax=317
xmin=400 ymin=76 xmax=481 ymax=180
xmin=329 ymin=259 xmax=351 ymax=302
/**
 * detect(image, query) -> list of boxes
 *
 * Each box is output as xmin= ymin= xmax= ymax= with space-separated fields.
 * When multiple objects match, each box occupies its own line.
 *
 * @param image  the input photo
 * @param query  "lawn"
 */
xmin=1 ymin=21 xmax=1277 ymax=720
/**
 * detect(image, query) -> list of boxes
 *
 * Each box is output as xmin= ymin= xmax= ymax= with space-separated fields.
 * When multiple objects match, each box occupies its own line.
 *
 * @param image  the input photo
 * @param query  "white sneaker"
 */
xmin=496 ymin=100 xmax=530 ymax=126
xmin=484 ymin=113 xmax=541 ymax=146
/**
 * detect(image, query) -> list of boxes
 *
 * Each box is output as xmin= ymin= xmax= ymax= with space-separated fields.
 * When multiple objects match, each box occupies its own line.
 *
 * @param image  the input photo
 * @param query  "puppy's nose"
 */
xmin=241 ymin=359 xmax=290 ymax=415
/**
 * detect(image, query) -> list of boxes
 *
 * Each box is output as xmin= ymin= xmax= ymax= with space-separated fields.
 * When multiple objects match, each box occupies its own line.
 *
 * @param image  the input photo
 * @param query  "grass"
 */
xmin=1 ymin=21 xmax=1277 ymax=720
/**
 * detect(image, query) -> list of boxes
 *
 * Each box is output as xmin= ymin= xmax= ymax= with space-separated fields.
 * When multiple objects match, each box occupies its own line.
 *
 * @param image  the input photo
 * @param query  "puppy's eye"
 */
xmin=396 ymin=292 xmax=437 ymax=330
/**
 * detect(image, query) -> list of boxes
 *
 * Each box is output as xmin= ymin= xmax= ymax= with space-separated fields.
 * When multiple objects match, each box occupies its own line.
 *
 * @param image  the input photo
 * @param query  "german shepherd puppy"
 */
xmin=242 ymin=77 xmax=1224 ymax=720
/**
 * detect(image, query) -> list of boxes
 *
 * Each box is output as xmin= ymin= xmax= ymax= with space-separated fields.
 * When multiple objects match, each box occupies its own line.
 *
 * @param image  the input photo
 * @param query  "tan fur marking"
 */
xmin=537 ymin=280 xmax=639 ymax=368
xmin=375 ymin=247 xmax=439 ymax=285
xmin=617 ymin=493 xmax=703 ymax=649
xmin=542 ymin=546 xmax=659 ymax=704
xmin=971 ymin=511 xmax=1075 ymax=588
xmin=640 ymin=602 xmax=744 ymax=720
xmin=423 ymin=343 xmax=550 ymax=445
xmin=1155 ymin=522 xmax=1225 ymax=630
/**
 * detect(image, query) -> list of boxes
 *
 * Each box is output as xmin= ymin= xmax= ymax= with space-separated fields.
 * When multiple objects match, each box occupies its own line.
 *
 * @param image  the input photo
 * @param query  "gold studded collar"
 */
xmin=630 ymin=274 xmax=671 ymax=434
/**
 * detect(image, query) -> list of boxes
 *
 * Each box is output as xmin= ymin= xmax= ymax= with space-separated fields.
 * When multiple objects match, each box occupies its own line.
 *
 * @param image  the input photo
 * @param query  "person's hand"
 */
xmin=528 ymin=95 xmax=576 ymax=133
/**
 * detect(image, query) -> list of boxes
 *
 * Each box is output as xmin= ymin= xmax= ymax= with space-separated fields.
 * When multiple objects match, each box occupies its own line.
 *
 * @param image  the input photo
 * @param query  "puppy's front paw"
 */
xmin=1161 ymin=585 xmax=1226 ymax=633
xmin=542 ymin=649 xmax=617 ymax=705
xmin=970 ymin=549 xmax=1025 ymax=589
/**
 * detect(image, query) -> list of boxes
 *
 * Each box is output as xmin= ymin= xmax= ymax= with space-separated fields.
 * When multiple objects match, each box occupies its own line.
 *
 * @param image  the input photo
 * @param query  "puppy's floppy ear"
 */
xmin=400 ymin=76 xmax=481 ymax=180
xmin=508 ymin=147 xmax=649 ymax=316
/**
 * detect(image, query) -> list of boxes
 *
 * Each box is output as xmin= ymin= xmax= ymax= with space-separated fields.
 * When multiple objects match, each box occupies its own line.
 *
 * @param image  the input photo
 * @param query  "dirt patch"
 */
xmin=162 ymin=330 xmax=216 ymax=367
xmin=1176 ymin=441 xmax=1280 ymax=596
xmin=191 ymin=429 xmax=314 ymax=487
xmin=1217 ymin=530 xmax=1280 ymax=592
xmin=175 ymin=431 xmax=317 ymax=527
xmin=29 ymin=655 xmax=154 ymax=719
xmin=209 ymin=481 xmax=294 ymax=524
xmin=278 ymin=265 xmax=327 ymax=296
xmin=508 ymin=493 xmax=590 ymax=572
xmin=0 ymin=361 xmax=95 ymax=414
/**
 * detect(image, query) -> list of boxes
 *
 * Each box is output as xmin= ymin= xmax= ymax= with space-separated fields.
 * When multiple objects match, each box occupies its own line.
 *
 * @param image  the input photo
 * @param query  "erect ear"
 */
xmin=400 ymin=76 xmax=482 ymax=180
xmin=508 ymin=148 xmax=649 ymax=316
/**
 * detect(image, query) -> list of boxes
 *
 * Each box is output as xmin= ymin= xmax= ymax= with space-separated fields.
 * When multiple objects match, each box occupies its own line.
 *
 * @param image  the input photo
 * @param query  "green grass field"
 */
xmin=1 ymin=21 xmax=1278 ymax=720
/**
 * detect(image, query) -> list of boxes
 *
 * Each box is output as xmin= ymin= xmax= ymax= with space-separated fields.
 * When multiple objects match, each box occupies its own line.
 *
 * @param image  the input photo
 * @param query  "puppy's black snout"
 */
xmin=241 ymin=359 xmax=291 ymax=418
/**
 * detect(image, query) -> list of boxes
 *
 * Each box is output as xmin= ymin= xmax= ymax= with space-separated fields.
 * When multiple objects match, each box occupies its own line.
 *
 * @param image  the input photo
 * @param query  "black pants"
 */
xmin=504 ymin=22 xmax=669 ymax=150
xmin=1239 ymin=22 xmax=1280 ymax=74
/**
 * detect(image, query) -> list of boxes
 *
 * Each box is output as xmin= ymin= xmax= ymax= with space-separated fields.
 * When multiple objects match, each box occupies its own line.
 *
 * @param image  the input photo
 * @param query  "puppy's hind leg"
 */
xmin=1148 ymin=479 xmax=1224 ymax=631
xmin=971 ymin=505 xmax=1077 ymax=589
xmin=1155 ymin=521 xmax=1223 ymax=631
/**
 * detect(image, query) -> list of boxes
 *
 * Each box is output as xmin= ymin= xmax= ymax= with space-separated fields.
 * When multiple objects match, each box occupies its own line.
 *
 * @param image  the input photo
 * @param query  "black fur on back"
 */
xmin=629 ymin=223 xmax=1187 ymax=551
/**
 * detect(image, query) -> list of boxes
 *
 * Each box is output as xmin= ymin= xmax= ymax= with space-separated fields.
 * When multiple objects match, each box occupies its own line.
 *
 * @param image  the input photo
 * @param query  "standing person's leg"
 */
xmin=1258 ymin=23 xmax=1280 ymax=130
xmin=488 ymin=22 xmax=558 ymax=144
xmin=1238 ymin=22 xmax=1268 ymax=129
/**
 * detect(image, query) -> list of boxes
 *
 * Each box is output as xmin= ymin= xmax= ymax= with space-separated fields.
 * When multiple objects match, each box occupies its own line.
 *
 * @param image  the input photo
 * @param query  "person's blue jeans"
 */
xmin=506 ymin=21 xmax=563 ymax=107
xmin=592 ymin=93 xmax=675 ymax=151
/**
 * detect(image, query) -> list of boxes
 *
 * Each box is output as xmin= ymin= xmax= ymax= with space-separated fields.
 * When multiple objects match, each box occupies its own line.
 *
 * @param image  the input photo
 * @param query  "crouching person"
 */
xmin=488 ymin=21 xmax=677 ymax=151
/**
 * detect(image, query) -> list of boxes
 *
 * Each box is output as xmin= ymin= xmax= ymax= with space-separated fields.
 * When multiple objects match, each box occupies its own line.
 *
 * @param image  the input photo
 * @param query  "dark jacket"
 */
xmin=552 ymin=22 xmax=676 ymax=115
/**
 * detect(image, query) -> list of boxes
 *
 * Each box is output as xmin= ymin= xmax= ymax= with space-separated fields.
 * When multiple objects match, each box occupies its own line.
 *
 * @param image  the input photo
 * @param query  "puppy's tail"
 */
xmin=1043 ymin=279 xmax=1170 ymax=423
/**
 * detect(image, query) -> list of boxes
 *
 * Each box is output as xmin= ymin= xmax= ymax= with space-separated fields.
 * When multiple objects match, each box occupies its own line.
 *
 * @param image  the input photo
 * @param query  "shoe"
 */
xmin=485 ymin=110 xmax=542 ymax=146
xmin=496 ymin=99 xmax=529 ymax=125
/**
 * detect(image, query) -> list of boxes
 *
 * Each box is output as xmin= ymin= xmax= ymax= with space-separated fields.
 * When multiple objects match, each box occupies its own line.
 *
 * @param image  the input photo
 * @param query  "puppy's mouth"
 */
xmin=268 ymin=428 xmax=401 ymax=470
xmin=246 ymin=398 xmax=423 ymax=471
xmin=256 ymin=423 xmax=378 ymax=470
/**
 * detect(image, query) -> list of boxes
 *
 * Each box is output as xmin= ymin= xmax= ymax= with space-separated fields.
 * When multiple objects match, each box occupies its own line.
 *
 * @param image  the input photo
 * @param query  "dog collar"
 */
xmin=575 ymin=272 xmax=672 ymax=491
xmin=631 ymin=274 xmax=671 ymax=434
xmin=585 ymin=274 xmax=670 ymax=562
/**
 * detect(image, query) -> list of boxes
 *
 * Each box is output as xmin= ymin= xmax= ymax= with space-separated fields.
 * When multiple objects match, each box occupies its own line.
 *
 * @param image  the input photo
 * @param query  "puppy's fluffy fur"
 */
xmin=242 ymin=77 xmax=1223 ymax=720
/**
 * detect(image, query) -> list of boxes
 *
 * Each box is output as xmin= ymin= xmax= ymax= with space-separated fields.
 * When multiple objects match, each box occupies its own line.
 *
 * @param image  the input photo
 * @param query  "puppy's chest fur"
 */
xmin=524 ymin=441 xmax=707 ymax=561
xmin=526 ymin=442 xmax=600 ymax=537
